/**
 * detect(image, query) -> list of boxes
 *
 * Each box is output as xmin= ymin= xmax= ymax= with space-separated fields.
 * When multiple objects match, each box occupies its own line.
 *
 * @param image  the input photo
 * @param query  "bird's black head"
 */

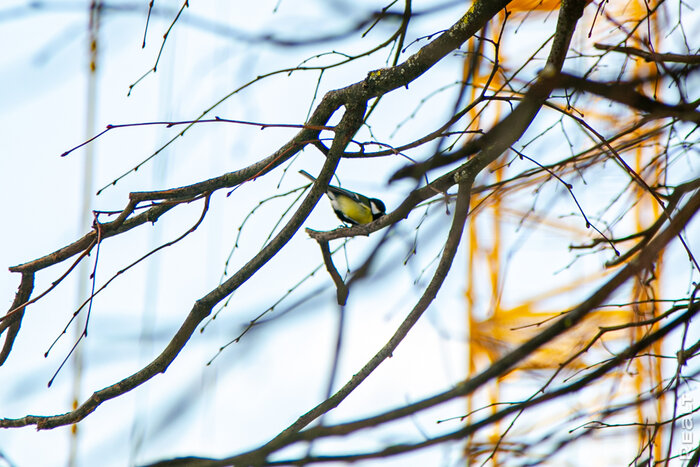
xmin=369 ymin=198 xmax=386 ymax=220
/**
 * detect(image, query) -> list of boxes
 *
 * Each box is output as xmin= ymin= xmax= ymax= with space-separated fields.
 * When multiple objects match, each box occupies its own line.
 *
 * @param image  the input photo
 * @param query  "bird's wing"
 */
xmin=299 ymin=170 xmax=363 ymax=202
xmin=326 ymin=184 xmax=364 ymax=202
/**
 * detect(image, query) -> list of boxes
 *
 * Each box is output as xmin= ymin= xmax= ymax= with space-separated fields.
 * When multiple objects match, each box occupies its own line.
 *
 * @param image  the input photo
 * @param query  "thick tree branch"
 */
xmin=0 ymin=273 xmax=34 ymax=365
xmin=594 ymin=43 xmax=700 ymax=64
xmin=316 ymin=239 xmax=348 ymax=306
xmin=552 ymin=71 xmax=700 ymax=123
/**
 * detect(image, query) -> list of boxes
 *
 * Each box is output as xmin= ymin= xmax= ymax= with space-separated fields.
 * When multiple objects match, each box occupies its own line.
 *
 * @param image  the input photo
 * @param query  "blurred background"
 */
xmin=1 ymin=1 xmax=699 ymax=466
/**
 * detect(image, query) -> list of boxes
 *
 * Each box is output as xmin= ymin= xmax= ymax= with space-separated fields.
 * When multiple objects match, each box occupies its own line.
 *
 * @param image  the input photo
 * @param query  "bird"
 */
xmin=299 ymin=170 xmax=386 ymax=225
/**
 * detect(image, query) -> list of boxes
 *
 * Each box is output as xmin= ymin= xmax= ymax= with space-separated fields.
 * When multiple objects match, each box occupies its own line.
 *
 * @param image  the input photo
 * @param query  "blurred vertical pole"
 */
xmin=69 ymin=2 xmax=100 ymax=466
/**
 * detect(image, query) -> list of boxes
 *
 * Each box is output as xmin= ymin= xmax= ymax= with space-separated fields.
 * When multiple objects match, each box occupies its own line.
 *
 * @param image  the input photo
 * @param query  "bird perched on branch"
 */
xmin=299 ymin=170 xmax=386 ymax=226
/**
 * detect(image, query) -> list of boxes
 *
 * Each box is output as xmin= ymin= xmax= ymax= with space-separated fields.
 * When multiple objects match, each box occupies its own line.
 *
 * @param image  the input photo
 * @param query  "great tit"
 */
xmin=299 ymin=170 xmax=386 ymax=225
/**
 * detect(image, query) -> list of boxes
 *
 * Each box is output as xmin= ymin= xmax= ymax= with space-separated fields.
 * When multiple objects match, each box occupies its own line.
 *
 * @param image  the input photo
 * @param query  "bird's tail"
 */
xmin=298 ymin=170 xmax=317 ymax=182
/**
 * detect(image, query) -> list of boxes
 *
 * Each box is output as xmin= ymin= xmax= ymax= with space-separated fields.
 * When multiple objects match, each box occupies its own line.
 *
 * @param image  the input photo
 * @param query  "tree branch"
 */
xmin=594 ymin=42 xmax=700 ymax=64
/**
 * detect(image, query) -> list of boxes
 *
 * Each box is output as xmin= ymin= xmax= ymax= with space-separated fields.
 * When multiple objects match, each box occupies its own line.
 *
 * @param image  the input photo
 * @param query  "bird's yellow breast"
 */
xmin=334 ymin=195 xmax=373 ymax=224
